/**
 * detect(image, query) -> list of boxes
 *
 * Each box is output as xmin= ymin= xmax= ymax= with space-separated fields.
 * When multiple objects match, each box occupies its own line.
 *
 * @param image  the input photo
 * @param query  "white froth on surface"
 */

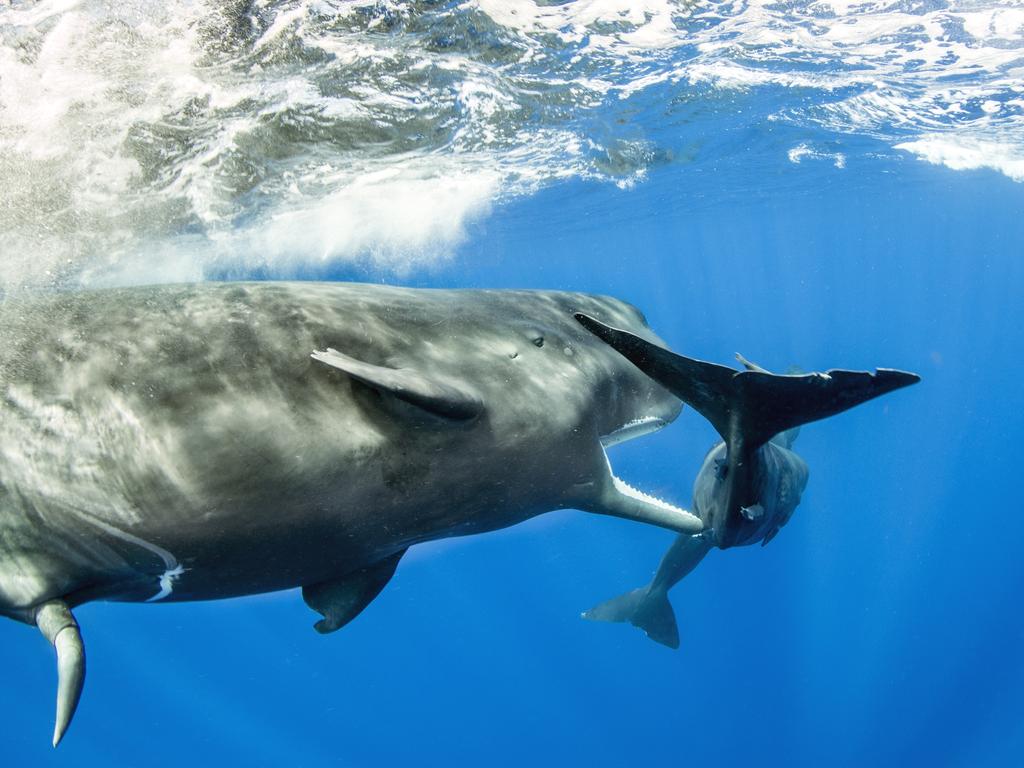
xmin=474 ymin=0 xmax=683 ymax=52
xmin=80 ymin=160 xmax=503 ymax=286
xmin=219 ymin=164 xmax=501 ymax=276
xmin=788 ymin=144 xmax=847 ymax=169
xmin=895 ymin=136 xmax=1024 ymax=182
xmin=1 ymin=0 xmax=1022 ymax=290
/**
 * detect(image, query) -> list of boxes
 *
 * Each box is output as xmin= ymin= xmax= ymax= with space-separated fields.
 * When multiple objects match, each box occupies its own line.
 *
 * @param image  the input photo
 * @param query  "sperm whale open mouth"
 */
xmin=599 ymin=416 xmax=691 ymax=520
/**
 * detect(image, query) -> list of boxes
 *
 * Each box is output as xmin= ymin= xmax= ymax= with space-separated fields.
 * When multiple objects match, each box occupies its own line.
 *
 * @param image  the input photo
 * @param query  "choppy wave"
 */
xmin=0 ymin=0 xmax=1021 ymax=288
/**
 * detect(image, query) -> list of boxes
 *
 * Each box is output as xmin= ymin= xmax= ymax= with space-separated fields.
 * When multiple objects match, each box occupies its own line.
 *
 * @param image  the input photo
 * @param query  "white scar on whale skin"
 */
xmin=74 ymin=512 xmax=185 ymax=602
xmin=147 ymin=564 xmax=186 ymax=603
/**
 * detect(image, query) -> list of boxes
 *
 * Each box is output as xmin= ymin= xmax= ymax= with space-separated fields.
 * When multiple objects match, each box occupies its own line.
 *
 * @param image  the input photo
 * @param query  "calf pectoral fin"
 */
xmin=302 ymin=550 xmax=406 ymax=634
xmin=311 ymin=348 xmax=483 ymax=421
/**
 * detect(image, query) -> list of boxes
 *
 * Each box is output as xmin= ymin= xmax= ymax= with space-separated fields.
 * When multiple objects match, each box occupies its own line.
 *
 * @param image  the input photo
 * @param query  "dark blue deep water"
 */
xmin=2 ymin=1 xmax=1023 ymax=766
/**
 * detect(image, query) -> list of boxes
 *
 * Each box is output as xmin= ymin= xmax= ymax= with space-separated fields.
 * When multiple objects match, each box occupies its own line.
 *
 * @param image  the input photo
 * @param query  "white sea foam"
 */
xmin=788 ymin=144 xmax=847 ymax=169
xmin=0 ymin=0 xmax=1021 ymax=290
xmin=211 ymin=163 xmax=502 ymax=277
xmin=895 ymin=136 xmax=1024 ymax=182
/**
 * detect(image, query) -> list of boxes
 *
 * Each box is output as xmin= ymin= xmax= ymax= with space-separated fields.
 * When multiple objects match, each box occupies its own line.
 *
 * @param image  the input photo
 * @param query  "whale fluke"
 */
xmin=35 ymin=600 xmax=85 ymax=748
xmin=582 ymin=586 xmax=679 ymax=649
xmin=575 ymin=314 xmax=920 ymax=452
xmin=576 ymin=313 xmax=920 ymax=548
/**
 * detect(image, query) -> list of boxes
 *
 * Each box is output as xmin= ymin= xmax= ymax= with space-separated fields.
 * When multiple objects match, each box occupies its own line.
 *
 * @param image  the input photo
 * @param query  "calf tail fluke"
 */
xmin=35 ymin=600 xmax=85 ymax=748
xmin=582 ymin=586 xmax=679 ymax=649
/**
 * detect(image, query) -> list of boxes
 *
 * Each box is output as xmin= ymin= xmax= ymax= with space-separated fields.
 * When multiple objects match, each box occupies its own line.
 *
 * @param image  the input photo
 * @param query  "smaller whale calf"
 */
xmin=575 ymin=314 xmax=920 ymax=648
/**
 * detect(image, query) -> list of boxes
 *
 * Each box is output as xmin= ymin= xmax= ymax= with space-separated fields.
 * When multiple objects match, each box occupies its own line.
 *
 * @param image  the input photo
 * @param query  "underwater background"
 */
xmin=1 ymin=0 xmax=1022 ymax=765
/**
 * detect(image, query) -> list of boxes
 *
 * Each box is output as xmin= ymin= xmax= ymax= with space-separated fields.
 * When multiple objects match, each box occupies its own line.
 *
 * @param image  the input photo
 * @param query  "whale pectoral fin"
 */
xmin=735 ymin=353 xmax=768 ymax=373
xmin=302 ymin=549 xmax=406 ymax=635
xmin=311 ymin=348 xmax=483 ymax=421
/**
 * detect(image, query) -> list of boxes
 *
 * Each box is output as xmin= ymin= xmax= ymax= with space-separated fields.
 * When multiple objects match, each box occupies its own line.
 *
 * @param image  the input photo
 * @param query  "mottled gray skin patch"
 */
xmin=0 ymin=282 xmax=682 ymax=617
xmin=691 ymin=437 xmax=810 ymax=550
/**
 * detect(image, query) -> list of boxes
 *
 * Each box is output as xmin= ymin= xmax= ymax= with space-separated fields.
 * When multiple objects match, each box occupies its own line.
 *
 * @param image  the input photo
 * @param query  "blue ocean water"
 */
xmin=2 ymin=1 xmax=1023 ymax=766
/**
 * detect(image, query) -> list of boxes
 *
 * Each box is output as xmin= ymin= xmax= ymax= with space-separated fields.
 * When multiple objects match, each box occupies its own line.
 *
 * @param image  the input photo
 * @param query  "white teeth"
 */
xmin=602 ymin=445 xmax=687 ymax=516
xmin=599 ymin=415 xmax=686 ymax=516
xmin=600 ymin=416 xmax=667 ymax=448
xmin=612 ymin=474 xmax=688 ymax=516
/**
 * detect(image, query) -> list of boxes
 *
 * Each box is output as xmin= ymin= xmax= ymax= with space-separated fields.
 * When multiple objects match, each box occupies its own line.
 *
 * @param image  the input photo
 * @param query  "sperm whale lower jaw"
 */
xmin=593 ymin=417 xmax=703 ymax=535
xmin=609 ymin=472 xmax=688 ymax=517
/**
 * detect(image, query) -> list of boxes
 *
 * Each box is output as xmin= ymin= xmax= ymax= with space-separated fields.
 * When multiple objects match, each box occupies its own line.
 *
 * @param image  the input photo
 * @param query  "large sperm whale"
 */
xmin=575 ymin=314 xmax=919 ymax=648
xmin=0 ymin=283 xmax=917 ymax=744
xmin=0 ymin=281 xmax=700 ymax=746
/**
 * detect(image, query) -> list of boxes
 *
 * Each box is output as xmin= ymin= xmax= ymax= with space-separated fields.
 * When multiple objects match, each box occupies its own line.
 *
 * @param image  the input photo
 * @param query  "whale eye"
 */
xmin=531 ymin=336 xmax=545 ymax=348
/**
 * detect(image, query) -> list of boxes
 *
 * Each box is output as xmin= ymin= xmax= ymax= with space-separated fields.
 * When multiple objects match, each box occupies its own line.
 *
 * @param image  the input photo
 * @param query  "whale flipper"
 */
xmin=311 ymin=348 xmax=484 ymax=421
xmin=582 ymin=587 xmax=679 ymax=649
xmin=302 ymin=550 xmax=406 ymax=634
xmin=575 ymin=314 xmax=920 ymax=452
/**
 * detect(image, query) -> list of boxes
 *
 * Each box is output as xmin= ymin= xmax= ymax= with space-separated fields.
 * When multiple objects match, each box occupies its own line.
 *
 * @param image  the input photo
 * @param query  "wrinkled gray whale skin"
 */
xmin=0 ymin=281 xmax=703 ymax=744
xmin=575 ymin=314 xmax=919 ymax=649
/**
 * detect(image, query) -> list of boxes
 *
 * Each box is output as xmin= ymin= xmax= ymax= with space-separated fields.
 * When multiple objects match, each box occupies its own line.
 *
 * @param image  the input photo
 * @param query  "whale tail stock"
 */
xmin=582 ymin=586 xmax=679 ymax=649
xmin=33 ymin=600 xmax=86 ymax=748
xmin=574 ymin=313 xmax=921 ymax=455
